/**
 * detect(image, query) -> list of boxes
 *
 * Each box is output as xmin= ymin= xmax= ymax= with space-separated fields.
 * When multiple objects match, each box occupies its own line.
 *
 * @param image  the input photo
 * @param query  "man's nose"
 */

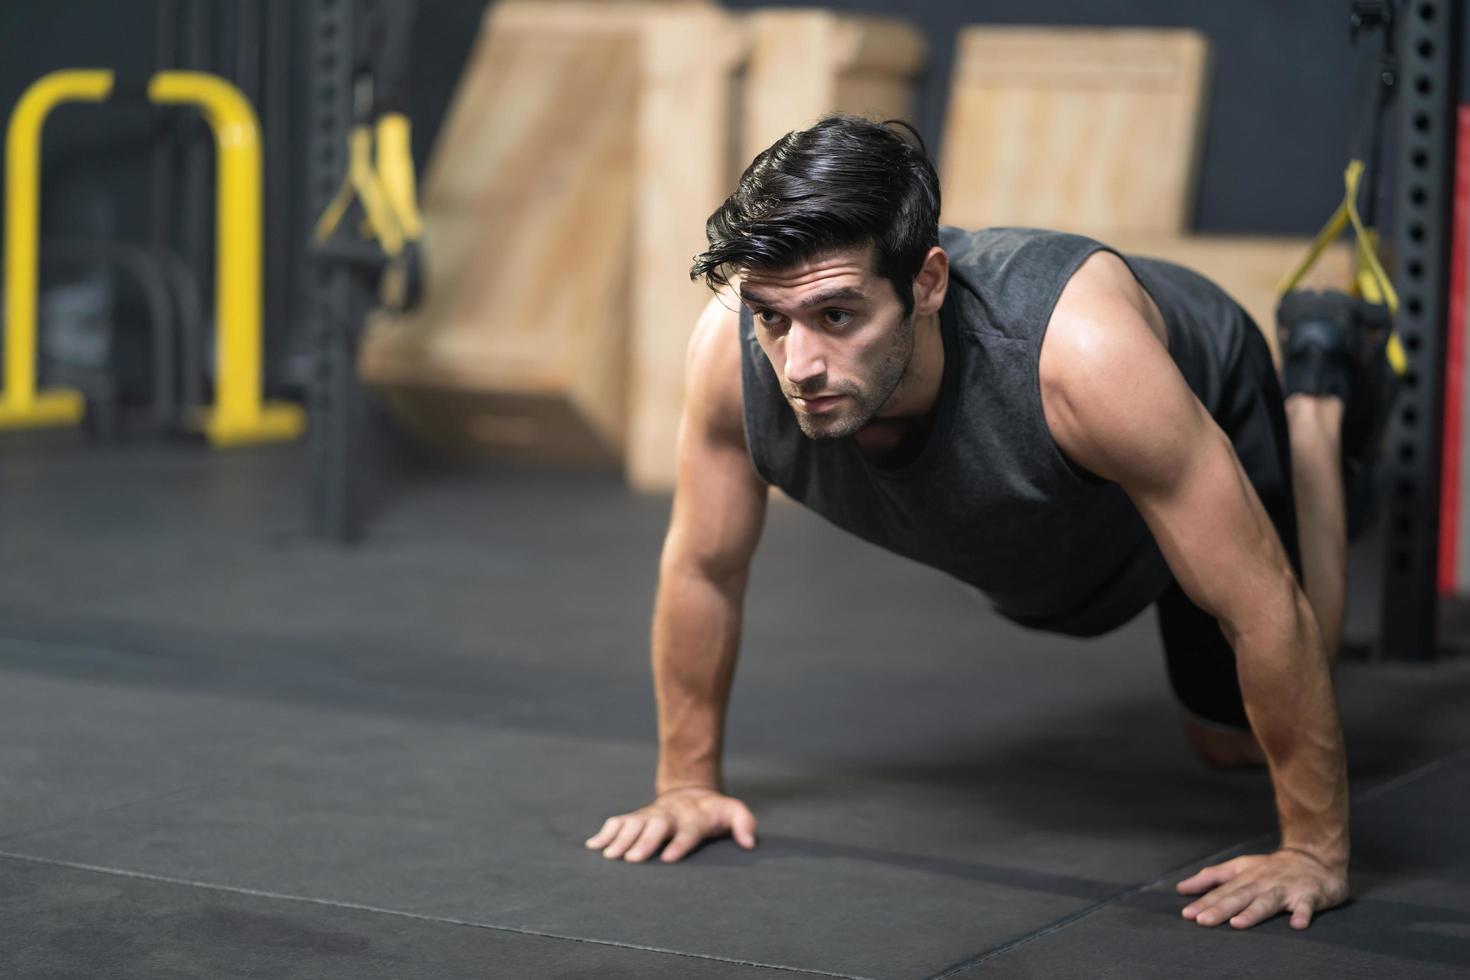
xmin=783 ymin=323 xmax=827 ymax=389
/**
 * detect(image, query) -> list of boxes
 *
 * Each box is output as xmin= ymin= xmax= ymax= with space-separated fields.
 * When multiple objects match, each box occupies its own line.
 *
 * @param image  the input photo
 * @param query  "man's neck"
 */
xmin=852 ymin=310 xmax=946 ymax=466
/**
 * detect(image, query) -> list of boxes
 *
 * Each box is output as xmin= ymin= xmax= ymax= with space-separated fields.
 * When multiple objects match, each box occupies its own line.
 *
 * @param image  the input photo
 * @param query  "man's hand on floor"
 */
xmin=1177 ymin=849 xmax=1349 ymax=929
xmin=586 ymin=787 xmax=758 ymax=863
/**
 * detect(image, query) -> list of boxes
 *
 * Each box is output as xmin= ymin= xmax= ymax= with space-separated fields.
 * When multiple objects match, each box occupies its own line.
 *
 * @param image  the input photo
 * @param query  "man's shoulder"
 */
xmin=684 ymin=294 xmax=747 ymax=440
xmin=1043 ymin=251 xmax=1166 ymax=379
xmin=1053 ymin=249 xmax=1169 ymax=346
xmin=1037 ymin=251 xmax=1178 ymax=480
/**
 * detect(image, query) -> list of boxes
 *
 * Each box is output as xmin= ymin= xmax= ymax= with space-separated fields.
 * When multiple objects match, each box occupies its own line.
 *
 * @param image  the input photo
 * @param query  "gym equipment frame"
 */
xmin=2 ymin=68 xmax=305 ymax=446
xmin=1379 ymin=0 xmax=1464 ymax=659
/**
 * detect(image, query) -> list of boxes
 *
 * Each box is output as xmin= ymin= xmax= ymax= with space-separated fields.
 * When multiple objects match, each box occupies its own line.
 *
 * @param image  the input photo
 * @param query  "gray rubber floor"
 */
xmin=1 ymin=437 xmax=1468 ymax=979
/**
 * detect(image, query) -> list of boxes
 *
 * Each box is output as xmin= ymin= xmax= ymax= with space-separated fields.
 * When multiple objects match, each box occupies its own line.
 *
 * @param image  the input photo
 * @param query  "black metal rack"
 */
xmin=1379 ymin=0 xmax=1465 ymax=659
xmin=306 ymin=0 xmax=361 ymax=543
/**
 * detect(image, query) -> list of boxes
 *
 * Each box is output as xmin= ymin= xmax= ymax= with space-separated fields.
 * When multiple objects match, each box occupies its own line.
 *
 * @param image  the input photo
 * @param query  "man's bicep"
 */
xmin=662 ymin=297 xmax=769 ymax=584
xmin=1125 ymin=409 xmax=1296 ymax=638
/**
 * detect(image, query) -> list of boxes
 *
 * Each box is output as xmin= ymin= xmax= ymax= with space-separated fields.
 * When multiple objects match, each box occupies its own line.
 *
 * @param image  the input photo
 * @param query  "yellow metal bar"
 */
xmin=148 ymin=71 xmax=304 ymax=446
xmin=1 ymin=70 xmax=112 ymax=429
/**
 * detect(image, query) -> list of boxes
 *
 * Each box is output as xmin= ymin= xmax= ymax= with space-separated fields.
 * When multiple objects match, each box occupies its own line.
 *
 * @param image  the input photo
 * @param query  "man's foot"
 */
xmin=1277 ymin=289 xmax=1403 ymax=538
xmin=1183 ymin=717 xmax=1267 ymax=770
xmin=1277 ymin=291 xmax=1354 ymax=402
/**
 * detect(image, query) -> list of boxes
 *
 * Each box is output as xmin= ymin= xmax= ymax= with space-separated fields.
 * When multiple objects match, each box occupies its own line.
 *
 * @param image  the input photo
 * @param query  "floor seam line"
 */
xmin=0 ymin=850 xmax=874 ymax=980
xmin=920 ymin=742 xmax=1470 ymax=978
xmin=919 ymin=827 xmax=1277 ymax=980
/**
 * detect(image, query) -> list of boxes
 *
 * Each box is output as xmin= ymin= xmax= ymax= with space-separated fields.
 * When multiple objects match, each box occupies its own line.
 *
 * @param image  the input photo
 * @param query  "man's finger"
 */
xmin=1229 ymin=893 xmax=1282 ymax=930
xmin=1177 ymin=859 xmax=1244 ymax=895
xmin=624 ymin=816 xmax=672 ymax=863
xmin=586 ymin=817 xmax=622 ymax=850
xmin=602 ymin=817 xmax=646 ymax=859
xmin=1191 ymin=884 xmax=1259 ymax=927
xmin=1289 ymin=897 xmax=1316 ymax=930
xmin=1183 ymin=894 xmax=1225 ymax=924
xmin=1182 ymin=875 xmax=1253 ymax=921
xmin=661 ymin=828 xmax=704 ymax=863
xmin=730 ymin=806 xmax=758 ymax=849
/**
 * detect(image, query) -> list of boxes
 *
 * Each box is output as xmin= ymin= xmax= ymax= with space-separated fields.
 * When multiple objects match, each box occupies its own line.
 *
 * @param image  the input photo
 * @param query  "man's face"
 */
xmin=738 ymin=247 xmax=915 ymax=439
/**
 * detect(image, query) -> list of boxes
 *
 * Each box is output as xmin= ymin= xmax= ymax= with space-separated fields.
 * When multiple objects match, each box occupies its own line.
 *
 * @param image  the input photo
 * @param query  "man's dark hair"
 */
xmin=689 ymin=114 xmax=941 ymax=318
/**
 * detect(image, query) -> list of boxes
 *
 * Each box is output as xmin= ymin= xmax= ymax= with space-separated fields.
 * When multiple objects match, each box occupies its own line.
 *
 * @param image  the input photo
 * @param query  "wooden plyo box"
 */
xmin=360 ymin=1 xmax=728 ymax=467
xmin=940 ymin=26 xmax=1210 ymax=236
xmin=740 ymin=10 xmax=925 ymax=163
xmin=624 ymin=8 xmax=748 ymax=490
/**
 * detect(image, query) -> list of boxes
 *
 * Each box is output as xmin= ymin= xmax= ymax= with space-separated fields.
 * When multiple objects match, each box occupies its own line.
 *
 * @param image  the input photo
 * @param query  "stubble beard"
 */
xmin=791 ymin=313 xmax=916 ymax=440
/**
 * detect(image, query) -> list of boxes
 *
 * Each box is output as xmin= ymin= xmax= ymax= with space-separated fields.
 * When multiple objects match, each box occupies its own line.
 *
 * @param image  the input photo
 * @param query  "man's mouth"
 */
xmin=793 ymin=394 xmax=845 ymax=413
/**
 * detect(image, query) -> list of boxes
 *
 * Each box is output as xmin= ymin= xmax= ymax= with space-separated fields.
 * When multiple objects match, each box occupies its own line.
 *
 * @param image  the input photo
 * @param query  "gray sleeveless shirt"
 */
xmin=739 ymin=226 xmax=1252 ymax=636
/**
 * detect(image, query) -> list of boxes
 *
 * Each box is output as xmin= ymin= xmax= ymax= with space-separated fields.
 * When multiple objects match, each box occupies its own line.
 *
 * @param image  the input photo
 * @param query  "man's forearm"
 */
xmin=651 ymin=562 xmax=746 ymax=796
xmin=1233 ymin=589 xmax=1350 ymax=866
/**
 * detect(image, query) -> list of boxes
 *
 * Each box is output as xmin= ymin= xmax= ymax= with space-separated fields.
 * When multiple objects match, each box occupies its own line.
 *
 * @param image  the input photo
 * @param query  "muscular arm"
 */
xmin=1040 ymin=253 xmax=1349 ymax=920
xmin=652 ymin=295 xmax=769 ymax=795
xmin=583 ymin=297 xmax=767 ymax=863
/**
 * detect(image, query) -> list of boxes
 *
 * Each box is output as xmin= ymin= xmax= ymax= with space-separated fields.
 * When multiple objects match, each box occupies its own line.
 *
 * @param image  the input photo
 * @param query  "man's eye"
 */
xmin=757 ymin=310 xmax=785 ymax=327
xmin=824 ymin=310 xmax=853 ymax=327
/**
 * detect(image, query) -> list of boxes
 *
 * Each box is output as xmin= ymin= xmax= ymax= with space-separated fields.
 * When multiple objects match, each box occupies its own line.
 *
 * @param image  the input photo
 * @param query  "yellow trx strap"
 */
xmin=311 ymin=111 xmax=424 ymax=311
xmin=1276 ymin=159 xmax=1407 ymax=374
xmin=375 ymin=113 xmax=422 ymax=240
xmin=312 ymin=123 xmax=407 ymax=257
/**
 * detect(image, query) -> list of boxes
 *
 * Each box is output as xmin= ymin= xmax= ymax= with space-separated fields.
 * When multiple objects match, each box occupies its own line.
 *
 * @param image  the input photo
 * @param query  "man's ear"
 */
xmin=912 ymin=246 xmax=948 ymax=317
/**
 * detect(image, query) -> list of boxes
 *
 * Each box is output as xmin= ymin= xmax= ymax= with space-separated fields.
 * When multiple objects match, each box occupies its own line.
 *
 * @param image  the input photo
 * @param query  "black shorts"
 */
xmin=1155 ymin=319 xmax=1303 ymax=731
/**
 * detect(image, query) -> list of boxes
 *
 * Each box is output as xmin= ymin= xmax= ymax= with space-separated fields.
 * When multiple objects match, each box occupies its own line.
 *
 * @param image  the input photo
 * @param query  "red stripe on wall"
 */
xmin=1438 ymin=105 xmax=1470 ymax=595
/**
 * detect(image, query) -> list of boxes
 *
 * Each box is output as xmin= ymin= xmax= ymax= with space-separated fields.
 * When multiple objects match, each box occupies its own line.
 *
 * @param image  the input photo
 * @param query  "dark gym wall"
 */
xmin=0 ymin=0 xmax=1440 ymax=392
xmin=0 ymin=3 xmax=160 ymax=238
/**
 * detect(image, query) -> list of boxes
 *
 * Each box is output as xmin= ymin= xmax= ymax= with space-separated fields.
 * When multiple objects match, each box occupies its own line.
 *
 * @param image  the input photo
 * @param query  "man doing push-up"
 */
xmin=588 ymin=115 xmax=1397 ymax=931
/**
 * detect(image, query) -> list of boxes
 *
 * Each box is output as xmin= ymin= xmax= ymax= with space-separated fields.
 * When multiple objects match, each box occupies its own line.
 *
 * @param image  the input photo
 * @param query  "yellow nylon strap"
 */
xmin=1277 ymin=160 xmax=1399 ymax=315
xmin=312 ymin=126 xmax=405 ymax=256
xmin=1353 ymin=229 xmax=1406 ymax=372
xmin=375 ymin=113 xmax=423 ymax=240
xmin=1276 ymin=160 xmax=1405 ymax=375
xmin=312 ymin=140 xmax=357 ymax=246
